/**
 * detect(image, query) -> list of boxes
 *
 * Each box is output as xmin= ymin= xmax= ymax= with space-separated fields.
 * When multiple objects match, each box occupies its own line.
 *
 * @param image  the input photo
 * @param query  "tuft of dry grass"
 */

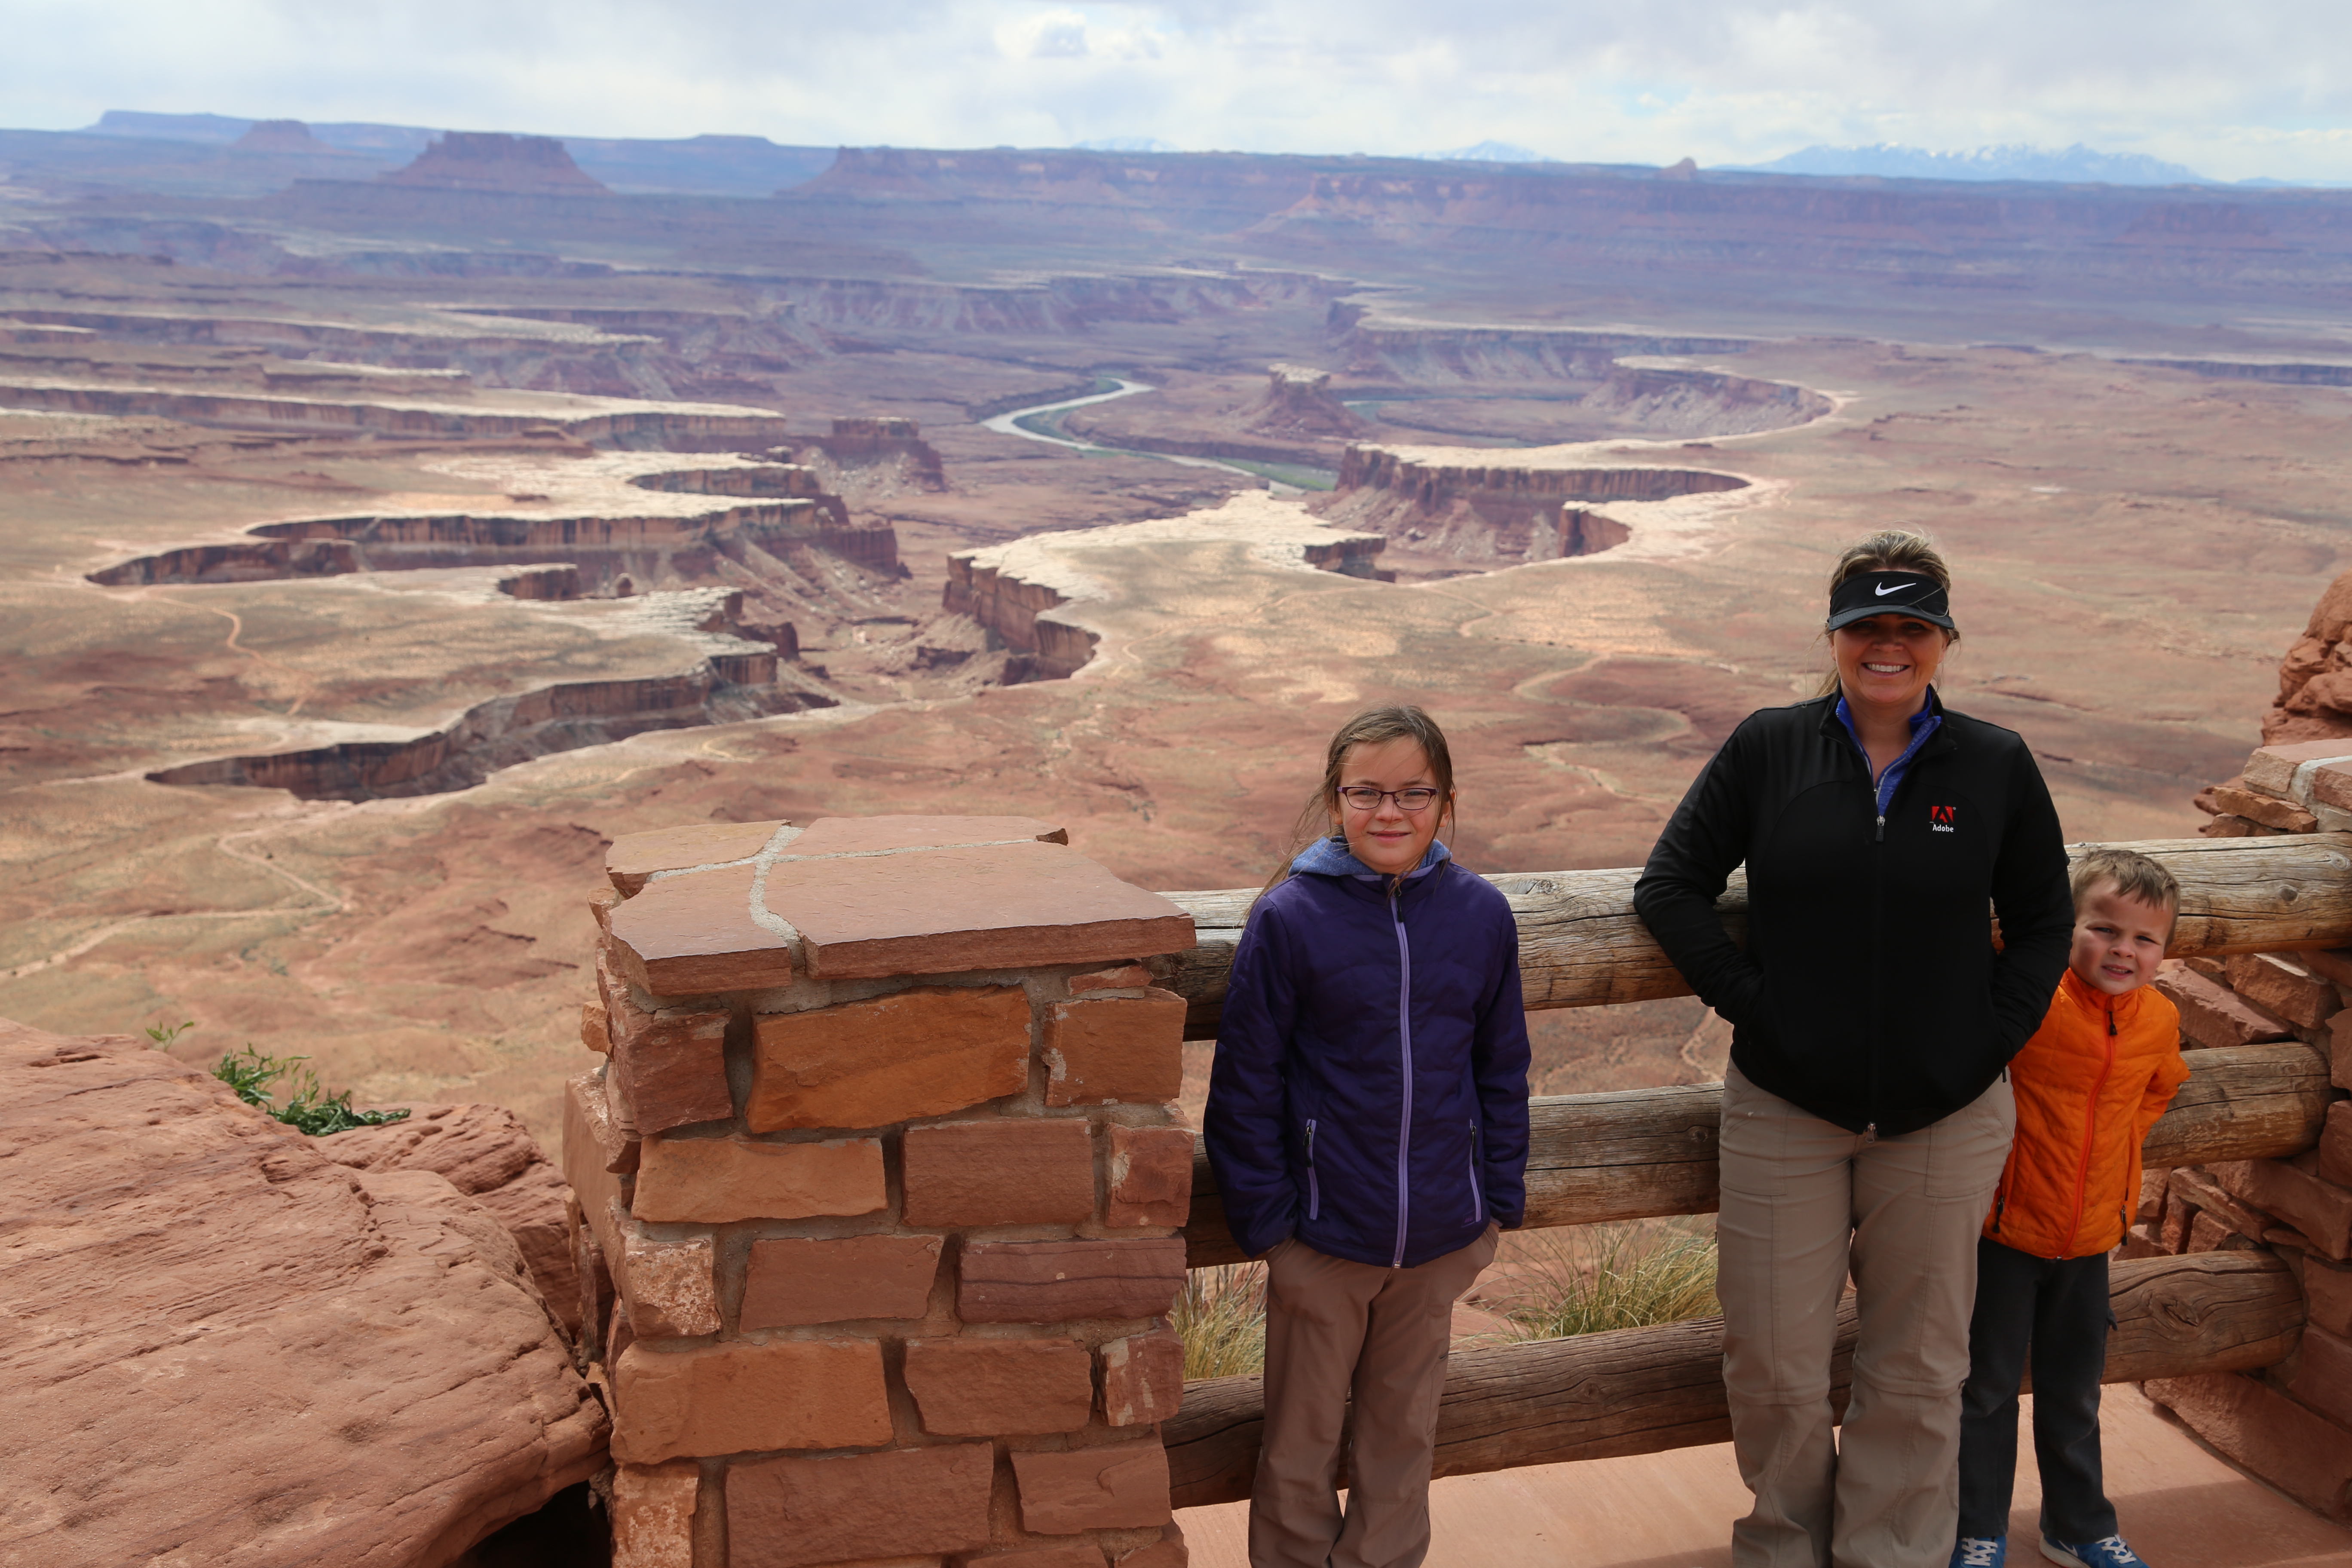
xmin=1486 ymin=1219 xmax=1720 ymax=1341
xmin=1173 ymin=1262 xmax=1269 ymax=1379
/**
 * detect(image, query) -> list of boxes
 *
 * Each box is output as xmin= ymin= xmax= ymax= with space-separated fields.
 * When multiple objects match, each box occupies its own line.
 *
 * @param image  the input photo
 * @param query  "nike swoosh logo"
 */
xmin=1874 ymin=583 xmax=1914 ymax=596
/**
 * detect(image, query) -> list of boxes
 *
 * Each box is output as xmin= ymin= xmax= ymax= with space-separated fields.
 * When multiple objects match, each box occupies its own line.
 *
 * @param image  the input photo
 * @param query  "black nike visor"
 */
xmin=1825 ymin=570 xmax=1956 ymax=632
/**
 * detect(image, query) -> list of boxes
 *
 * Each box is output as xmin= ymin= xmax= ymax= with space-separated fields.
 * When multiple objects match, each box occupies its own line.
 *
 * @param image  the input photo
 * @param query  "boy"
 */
xmin=1951 ymin=848 xmax=2189 ymax=1568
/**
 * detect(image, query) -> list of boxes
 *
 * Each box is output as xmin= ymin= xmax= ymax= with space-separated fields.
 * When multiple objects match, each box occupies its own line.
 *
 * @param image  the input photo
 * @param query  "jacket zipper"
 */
xmin=1390 ymin=877 xmax=1414 ymax=1269
xmin=1467 ymin=1116 xmax=1482 ymax=1225
xmin=1865 ymin=750 xmax=1886 ymax=1140
xmin=2064 ymin=1000 xmax=2119 ymax=1256
xmin=1305 ymin=1119 xmax=1320 ymax=1221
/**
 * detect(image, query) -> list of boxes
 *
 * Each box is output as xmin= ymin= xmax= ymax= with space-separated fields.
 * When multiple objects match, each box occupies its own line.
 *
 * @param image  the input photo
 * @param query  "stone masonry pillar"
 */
xmin=562 ymin=815 xmax=1201 ymax=1568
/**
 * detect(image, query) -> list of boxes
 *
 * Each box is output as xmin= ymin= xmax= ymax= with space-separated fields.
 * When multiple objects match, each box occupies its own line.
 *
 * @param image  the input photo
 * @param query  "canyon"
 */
xmin=8 ymin=122 xmax=2352 ymax=1562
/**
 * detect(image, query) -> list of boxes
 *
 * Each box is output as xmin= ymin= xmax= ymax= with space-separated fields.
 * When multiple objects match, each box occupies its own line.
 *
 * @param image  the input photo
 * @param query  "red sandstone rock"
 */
xmin=2322 ymin=1099 xmax=2352 ymax=1187
xmin=903 ymin=1118 xmax=1096 ymax=1226
xmin=0 ymin=1020 xmax=607 ymax=1564
xmin=1044 ymin=991 xmax=1187 ymax=1106
xmin=749 ymin=985 xmax=1032 ymax=1131
xmin=1106 ymin=1125 xmax=1195 ymax=1228
xmin=2244 ymin=739 xmax=2352 ymax=796
xmin=567 ymin=1066 xmax=641 ymax=1175
xmin=740 ymin=1234 xmax=943 ymax=1327
xmin=2170 ymin=1166 xmax=2276 ymax=1242
xmin=903 ymin=1338 xmax=1095 ymax=1435
xmin=2214 ymin=783 xmax=2321 ymax=831
xmin=1011 ymin=1441 xmax=1175 ymax=1533
xmin=963 ymin=1546 xmax=1109 ymax=1568
xmin=959 ymin=1239 xmax=1188 ymax=1323
xmin=2307 ymin=1256 xmax=2352 ymax=1338
xmin=726 ymin=1443 xmax=995 ymax=1568
xmin=608 ymin=863 xmax=796 ymax=994
xmin=576 ymin=1210 xmax=616 ymax=1359
xmin=599 ymin=971 xmax=733 ymax=1134
xmin=1071 ymin=964 xmax=1154 ymax=993
xmin=632 ymin=1133 xmax=886 ymax=1223
xmin=782 ymin=812 xmax=1066 ymax=855
xmin=2288 ymin=1324 xmax=2352 ymax=1427
xmin=1116 ymin=1522 xmax=1190 ymax=1568
xmin=611 ymin=1460 xmax=699 ymax=1568
xmin=607 ymin=819 xmax=786 ymax=894
xmin=769 ymin=839 xmax=1194 ymax=980
xmin=2186 ymin=1210 xmax=2241 ymax=1252
xmin=2226 ymin=952 xmax=2341 ymax=1030
xmin=1099 ymin=1326 xmax=1185 ymax=1426
xmin=310 ymin=1099 xmax=581 ymax=1335
xmin=2263 ymin=570 xmax=2352 ymax=746
xmin=610 ymin=1339 xmax=890 ymax=1464
xmin=619 ymin=1231 xmax=719 ymax=1338
xmin=2119 ymin=1223 xmax=2166 ymax=1260
xmin=2331 ymin=1013 xmax=2352 ymax=1093
xmin=583 ymin=999 xmax=611 ymax=1053
xmin=2211 ymin=1155 xmax=2352 ymax=1259
xmin=2154 ymin=968 xmax=2294 ymax=1048
xmin=2147 ymin=1370 xmax=2352 ymax=1521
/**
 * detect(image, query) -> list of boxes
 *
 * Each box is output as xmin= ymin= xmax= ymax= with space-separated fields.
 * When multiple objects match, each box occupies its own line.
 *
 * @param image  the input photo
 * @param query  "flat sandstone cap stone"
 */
xmin=783 ymin=814 xmax=1066 ymax=856
xmin=766 ymin=837 xmax=1194 ymax=979
xmin=606 ymin=820 xmax=788 ymax=895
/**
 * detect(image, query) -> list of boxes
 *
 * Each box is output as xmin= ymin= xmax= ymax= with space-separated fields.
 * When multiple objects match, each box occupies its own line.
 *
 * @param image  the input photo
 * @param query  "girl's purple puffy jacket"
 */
xmin=1204 ymin=839 xmax=1531 ymax=1268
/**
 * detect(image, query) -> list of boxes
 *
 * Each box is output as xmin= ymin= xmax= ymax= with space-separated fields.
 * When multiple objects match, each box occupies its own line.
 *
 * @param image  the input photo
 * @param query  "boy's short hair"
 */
xmin=2069 ymin=847 xmax=2180 ymax=922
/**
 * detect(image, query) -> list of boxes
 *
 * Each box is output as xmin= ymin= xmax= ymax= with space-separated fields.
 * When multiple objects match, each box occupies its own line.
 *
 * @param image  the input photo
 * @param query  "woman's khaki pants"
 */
xmin=1247 ymin=1227 xmax=1498 ymax=1568
xmin=1718 ymin=1064 xmax=2015 ymax=1568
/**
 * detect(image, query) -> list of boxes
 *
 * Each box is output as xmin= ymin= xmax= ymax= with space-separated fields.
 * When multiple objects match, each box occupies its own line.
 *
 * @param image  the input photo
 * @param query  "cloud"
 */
xmin=0 ymin=0 xmax=2347 ymax=180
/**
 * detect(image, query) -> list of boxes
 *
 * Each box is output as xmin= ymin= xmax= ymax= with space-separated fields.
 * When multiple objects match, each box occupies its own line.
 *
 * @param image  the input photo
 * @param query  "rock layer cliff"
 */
xmin=1317 ymin=444 xmax=1747 ymax=564
xmin=0 ymin=1019 xmax=606 ymax=1566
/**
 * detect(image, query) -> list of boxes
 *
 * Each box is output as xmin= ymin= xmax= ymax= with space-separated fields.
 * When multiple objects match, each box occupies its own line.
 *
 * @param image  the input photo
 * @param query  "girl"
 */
xmin=1205 ymin=704 xmax=1531 ymax=1568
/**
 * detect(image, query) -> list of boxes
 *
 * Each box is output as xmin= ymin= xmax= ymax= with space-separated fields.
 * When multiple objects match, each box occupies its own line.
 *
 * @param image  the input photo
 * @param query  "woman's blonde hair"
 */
xmin=1816 ymin=530 xmax=1960 ymax=698
xmin=1259 ymin=705 xmax=1457 ymax=896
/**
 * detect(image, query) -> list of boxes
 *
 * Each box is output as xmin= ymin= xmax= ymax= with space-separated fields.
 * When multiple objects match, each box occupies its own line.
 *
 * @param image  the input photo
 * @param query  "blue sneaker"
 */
xmin=2041 ymin=1536 xmax=2149 ymax=1568
xmin=1952 ymin=1539 xmax=2006 ymax=1568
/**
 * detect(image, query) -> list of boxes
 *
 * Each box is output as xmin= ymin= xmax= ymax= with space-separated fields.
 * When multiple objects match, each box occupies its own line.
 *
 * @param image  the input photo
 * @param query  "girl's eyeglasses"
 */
xmin=1336 ymin=787 xmax=1439 ymax=812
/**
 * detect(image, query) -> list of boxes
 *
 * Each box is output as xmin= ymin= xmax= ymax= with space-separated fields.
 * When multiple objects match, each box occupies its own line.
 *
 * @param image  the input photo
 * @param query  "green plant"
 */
xmin=212 ymin=1045 xmax=410 ymax=1137
xmin=1489 ymin=1219 xmax=1721 ymax=1341
xmin=143 ymin=1019 xmax=196 ymax=1049
xmin=1172 ymin=1262 xmax=1269 ymax=1380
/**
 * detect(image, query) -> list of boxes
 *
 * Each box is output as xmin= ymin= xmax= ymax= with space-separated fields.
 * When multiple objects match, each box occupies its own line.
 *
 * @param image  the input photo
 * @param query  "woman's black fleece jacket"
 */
xmin=1633 ymin=691 xmax=2074 ymax=1136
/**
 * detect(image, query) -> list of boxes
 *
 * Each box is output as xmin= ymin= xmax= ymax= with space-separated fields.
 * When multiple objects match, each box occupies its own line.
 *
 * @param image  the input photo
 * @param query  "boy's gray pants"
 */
xmin=1718 ymin=1063 xmax=2015 ymax=1568
xmin=1247 ymin=1225 xmax=1498 ymax=1568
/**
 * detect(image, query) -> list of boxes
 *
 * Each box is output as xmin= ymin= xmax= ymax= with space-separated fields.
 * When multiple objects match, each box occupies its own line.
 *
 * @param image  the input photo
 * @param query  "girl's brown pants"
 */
xmin=1246 ymin=1225 xmax=1499 ymax=1568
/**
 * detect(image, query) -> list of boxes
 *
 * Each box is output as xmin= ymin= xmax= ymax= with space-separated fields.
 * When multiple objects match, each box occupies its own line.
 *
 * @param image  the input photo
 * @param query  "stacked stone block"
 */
xmin=2142 ymin=741 xmax=2352 ymax=1516
xmin=562 ymin=814 xmax=1199 ymax=1568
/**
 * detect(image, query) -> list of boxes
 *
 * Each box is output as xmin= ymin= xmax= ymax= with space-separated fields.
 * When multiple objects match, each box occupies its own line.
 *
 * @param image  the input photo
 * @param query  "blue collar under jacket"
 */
xmin=1203 ymin=844 xmax=1531 ymax=1268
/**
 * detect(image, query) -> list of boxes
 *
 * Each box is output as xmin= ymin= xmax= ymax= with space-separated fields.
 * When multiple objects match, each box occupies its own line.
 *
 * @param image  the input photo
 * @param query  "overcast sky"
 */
xmin=8 ymin=0 xmax=2352 ymax=181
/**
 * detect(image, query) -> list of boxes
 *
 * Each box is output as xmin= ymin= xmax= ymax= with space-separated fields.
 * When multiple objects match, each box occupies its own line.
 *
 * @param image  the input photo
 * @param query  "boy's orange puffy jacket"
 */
xmin=1985 ymin=968 xmax=2189 ymax=1259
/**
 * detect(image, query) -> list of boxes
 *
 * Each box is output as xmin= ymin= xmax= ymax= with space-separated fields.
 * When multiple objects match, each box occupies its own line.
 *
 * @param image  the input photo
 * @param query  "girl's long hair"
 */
xmin=1814 ymin=529 xmax=1961 ymax=698
xmin=1257 ymin=705 xmax=1457 ymax=898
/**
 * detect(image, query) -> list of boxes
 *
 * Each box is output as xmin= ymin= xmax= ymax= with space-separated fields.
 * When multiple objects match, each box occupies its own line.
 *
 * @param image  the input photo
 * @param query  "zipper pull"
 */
xmin=2109 ymin=1008 xmax=2118 ymax=1037
xmin=1864 ymin=1121 xmax=1879 ymax=1144
xmin=1875 ymin=813 xmax=1885 ymax=842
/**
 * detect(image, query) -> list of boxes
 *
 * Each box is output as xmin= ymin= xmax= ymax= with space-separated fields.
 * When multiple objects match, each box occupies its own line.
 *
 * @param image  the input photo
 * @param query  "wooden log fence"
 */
xmin=1155 ymin=833 xmax=2352 ymax=1040
xmin=1157 ymin=833 xmax=2343 ymax=1498
xmin=1164 ymin=1251 xmax=2303 ymax=1509
xmin=1182 ymin=1043 xmax=2332 ymax=1268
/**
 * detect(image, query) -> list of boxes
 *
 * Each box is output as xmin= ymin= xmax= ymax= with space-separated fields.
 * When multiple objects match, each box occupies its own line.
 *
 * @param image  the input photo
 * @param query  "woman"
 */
xmin=1632 ymin=532 xmax=2073 ymax=1567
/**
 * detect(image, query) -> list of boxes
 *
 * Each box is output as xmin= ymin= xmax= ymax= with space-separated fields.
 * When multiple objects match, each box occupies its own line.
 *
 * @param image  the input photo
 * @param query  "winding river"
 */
xmin=982 ymin=378 xmax=1329 ymax=495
